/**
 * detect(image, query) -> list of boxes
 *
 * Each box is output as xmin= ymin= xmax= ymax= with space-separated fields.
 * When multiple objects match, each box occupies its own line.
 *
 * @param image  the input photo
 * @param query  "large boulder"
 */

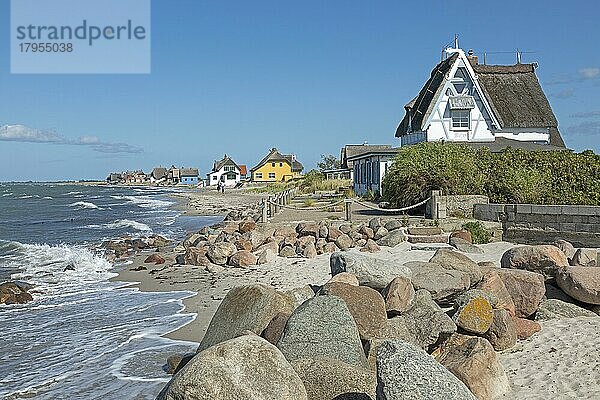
xmin=0 ymin=282 xmax=34 ymax=305
xmin=157 ymin=335 xmax=307 ymax=400
xmin=243 ymin=230 xmax=266 ymax=250
xmin=571 ymin=248 xmax=598 ymax=267
xmin=335 ymin=234 xmax=353 ymax=251
xmin=277 ymin=295 xmax=368 ymax=368
xmin=291 ymin=358 xmax=376 ymax=400
xmin=404 ymin=262 xmax=470 ymax=305
xmin=297 ymin=222 xmax=320 ymax=238
xmin=376 ymin=230 xmax=407 ymax=247
xmin=374 ymin=226 xmax=389 ymax=241
xmin=554 ymin=239 xmax=576 ymax=261
xmin=238 ymin=219 xmax=257 ymax=233
xmin=384 ymin=219 xmax=404 ymax=231
xmin=228 ymin=250 xmax=258 ymax=267
xmin=492 ymin=268 xmax=546 ymax=318
xmin=449 ymin=237 xmax=484 ymax=254
xmin=262 ymin=312 xmax=291 ymax=345
xmin=283 ymin=285 xmax=315 ymax=309
xmin=512 ymin=317 xmax=541 ymax=340
xmin=555 ymin=267 xmax=600 ymax=305
xmin=181 ymin=246 xmax=210 ymax=267
xmin=206 ymin=242 xmax=237 ymax=265
xmin=535 ymin=298 xmax=598 ymax=321
xmin=429 ymin=249 xmax=484 ymax=285
xmin=330 ymin=252 xmax=411 ymax=290
xmin=320 ymin=282 xmax=387 ymax=340
xmin=327 ymin=226 xmax=343 ymax=242
xmin=401 ymin=290 xmax=456 ymax=351
xmin=376 ymin=340 xmax=476 ymax=400
xmin=382 ymin=276 xmax=415 ymax=315
xmin=500 ymin=245 xmax=569 ymax=279
xmin=198 ymin=284 xmax=292 ymax=351
xmin=483 ymin=309 xmax=517 ymax=351
xmin=436 ymin=335 xmax=510 ymax=400
xmin=452 ymin=290 xmax=494 ymax=335
xmin=144 ymin=253 xmax=166 ymax=264
xmin=475 ymin=271 xmax=516 ymax=316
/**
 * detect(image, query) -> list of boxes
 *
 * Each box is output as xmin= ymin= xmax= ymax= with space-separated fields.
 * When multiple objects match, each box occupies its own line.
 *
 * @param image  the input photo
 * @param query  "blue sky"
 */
xmin=1 ymin=0 xmax=599 ymax=181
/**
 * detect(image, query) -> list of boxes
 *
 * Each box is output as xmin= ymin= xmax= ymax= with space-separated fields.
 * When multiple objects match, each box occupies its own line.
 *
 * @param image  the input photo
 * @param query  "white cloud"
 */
xmin=0 ymin=124 xmax=142 ymax=154
xmin=579 ymin=67 xmax=600 ymax=80
xmin=551 ymin=88 xmax=575 ymax=99
xmin=564 ymin=120 xmax=600 ymax=137
xmin=570 ymin=110 xmax=600 ymax=118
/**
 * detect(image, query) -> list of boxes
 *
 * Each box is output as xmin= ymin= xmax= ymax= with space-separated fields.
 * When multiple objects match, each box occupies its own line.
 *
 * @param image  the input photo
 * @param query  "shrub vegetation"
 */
xmin=462 ymin=221 xmax=492 ymax=244
xmin=382 ymin=142 xmax=600 ymax=207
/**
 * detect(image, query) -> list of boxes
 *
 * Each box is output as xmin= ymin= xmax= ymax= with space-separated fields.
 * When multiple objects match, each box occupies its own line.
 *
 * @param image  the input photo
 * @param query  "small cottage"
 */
xmin=396 ymin=45 xmax=566 ymax=149
xmin=180 ymin=168 xmax=200 ymax=185
xmin=340 ymin=143 xmax=394 ymax=182
xmin=347 ymin=147 xmax=398 ymax=196
xmin=251 ymin=148 xmax=303 ymax=182
xmin=207 ymin=155 xmax=246 ymax=187
xmin=167 ymin=166 xmax=180 ymax=184
xmin=150 ymin=167 xmax=168 ymax=184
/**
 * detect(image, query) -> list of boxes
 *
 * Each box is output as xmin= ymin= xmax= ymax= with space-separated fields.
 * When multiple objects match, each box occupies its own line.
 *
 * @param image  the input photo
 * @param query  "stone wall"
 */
xmin=445 ymin=195 xmax=489 ymax=218
xmin=473 ymin=204 xmax=600 ymax=247
xmin=427 ymin=191 xmax=489 ymax=219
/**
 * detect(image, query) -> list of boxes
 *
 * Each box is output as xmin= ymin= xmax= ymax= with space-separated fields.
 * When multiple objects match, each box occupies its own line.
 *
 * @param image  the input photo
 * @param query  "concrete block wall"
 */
xmin=474 ymin=203 xmax=600 ymax=234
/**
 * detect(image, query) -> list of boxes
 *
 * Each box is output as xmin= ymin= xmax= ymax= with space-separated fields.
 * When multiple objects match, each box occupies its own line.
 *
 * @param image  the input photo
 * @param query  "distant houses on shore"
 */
xmin=105 ymin=148 xmax=304 ymax=186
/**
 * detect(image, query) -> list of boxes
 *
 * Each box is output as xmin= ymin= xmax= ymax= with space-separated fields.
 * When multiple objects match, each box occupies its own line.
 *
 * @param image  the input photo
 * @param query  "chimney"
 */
xmin=467 ymin=49 xmax=478 ymax=66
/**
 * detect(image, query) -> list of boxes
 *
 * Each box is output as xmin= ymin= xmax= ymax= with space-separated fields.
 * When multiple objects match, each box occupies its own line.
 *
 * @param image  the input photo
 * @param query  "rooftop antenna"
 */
xmin=454 ymin=34 xmax=459 ymax=49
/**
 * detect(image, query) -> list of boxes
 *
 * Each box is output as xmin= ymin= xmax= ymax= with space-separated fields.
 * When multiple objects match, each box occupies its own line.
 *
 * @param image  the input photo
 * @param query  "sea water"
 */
xmin=0 ymin=183 xmax=221 ymax=399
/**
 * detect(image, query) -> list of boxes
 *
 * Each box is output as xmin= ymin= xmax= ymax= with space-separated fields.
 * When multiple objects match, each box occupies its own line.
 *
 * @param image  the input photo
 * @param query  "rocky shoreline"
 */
xmin=106 ymin=189 xmax=600 ymax=400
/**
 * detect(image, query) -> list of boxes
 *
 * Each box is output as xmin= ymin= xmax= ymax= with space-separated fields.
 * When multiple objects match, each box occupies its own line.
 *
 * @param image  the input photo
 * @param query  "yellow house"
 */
xmin=251 ymin=148 xmax=304 ymax=182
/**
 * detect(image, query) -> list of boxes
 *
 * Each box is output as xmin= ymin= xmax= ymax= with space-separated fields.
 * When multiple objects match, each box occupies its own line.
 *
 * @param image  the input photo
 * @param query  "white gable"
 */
xmin=422 ymin=50 xmax=499 ymax=142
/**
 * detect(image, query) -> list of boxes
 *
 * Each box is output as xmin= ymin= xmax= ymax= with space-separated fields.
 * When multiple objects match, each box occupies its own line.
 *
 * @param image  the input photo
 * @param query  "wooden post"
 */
xmin=344 ymin=199 xmax=352 ymax=222
xmin=268 ymin=196 xmax=274 ymax=217
xmin=261 ymin=199 xmax=268 ymax=223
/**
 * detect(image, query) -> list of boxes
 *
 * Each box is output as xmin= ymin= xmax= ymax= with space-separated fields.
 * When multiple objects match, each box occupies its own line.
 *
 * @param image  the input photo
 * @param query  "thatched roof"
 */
xmin=151 ymin=167 xmax=167 ymax=180
xmin=396 ymin=54 xmax=566 ymax=148
xmin=180 ymin=168 xmax=199 ymax=177
xmin=251 ymin=148 xmax=303 ymax=172
xmin=212 ymin=155 xmax=240 ymax=173
xmin=396 ymin=54 xmax=458 ymax=136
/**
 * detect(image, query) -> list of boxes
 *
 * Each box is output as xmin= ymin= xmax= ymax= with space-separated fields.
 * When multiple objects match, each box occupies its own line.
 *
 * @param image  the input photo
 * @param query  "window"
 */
xmin=271 ymin=162 xmax=275 ymax=167
xmin=226 ymin=172 xmax=237 ymax=180
xmin=224 ymin=165 xmax=235 ymax=172
xmin=212 ymin=176 xmax=217 ymax=180
xmin=268 ymin=172 xmax=276 ymax=179
xmin=279 ymin=162 xmax=283 ymax=167
xmin=255 ymin=172 xmax=263 ymax=179
xmin=451 ymin=110 xmax=470 ymax=129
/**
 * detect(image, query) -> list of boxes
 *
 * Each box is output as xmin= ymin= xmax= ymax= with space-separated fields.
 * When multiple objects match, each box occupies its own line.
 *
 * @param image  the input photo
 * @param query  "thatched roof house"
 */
xmin=396 ymin=46 xmax=566 ymax=148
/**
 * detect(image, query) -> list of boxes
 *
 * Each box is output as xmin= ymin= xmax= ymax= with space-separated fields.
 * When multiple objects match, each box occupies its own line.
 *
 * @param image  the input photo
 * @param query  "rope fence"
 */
xmin=259 ymin=188 xmax=431 ymax=222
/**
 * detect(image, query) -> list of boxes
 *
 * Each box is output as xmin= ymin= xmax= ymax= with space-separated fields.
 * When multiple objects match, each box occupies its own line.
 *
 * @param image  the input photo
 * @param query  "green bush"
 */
xmin=382 ymin=142 xmax=600 ymax=207
xmin=462 ymin=221 xmax=491 ymax=244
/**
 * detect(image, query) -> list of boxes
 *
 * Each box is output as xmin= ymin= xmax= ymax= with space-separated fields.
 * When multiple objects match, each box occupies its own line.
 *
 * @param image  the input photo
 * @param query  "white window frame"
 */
xmin=268 ymin=172 xmax=276 ymax=179
xmin=451 ymin=109 xmax=470 ymax=130
xmin=255 ymin=172 xmax=263 ymax=179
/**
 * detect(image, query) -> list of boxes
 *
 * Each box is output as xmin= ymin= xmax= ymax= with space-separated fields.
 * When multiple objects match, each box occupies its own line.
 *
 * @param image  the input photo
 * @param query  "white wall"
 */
xmin=208 ymin=167 xmax=241 ymax=186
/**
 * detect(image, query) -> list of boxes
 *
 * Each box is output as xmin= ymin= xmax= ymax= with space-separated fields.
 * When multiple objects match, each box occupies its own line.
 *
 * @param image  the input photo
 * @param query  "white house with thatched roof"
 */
xmin=396 ymin=45 xmax=566 ymax=150
xmin=207 ymin=155 xmax=246 ymax=187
